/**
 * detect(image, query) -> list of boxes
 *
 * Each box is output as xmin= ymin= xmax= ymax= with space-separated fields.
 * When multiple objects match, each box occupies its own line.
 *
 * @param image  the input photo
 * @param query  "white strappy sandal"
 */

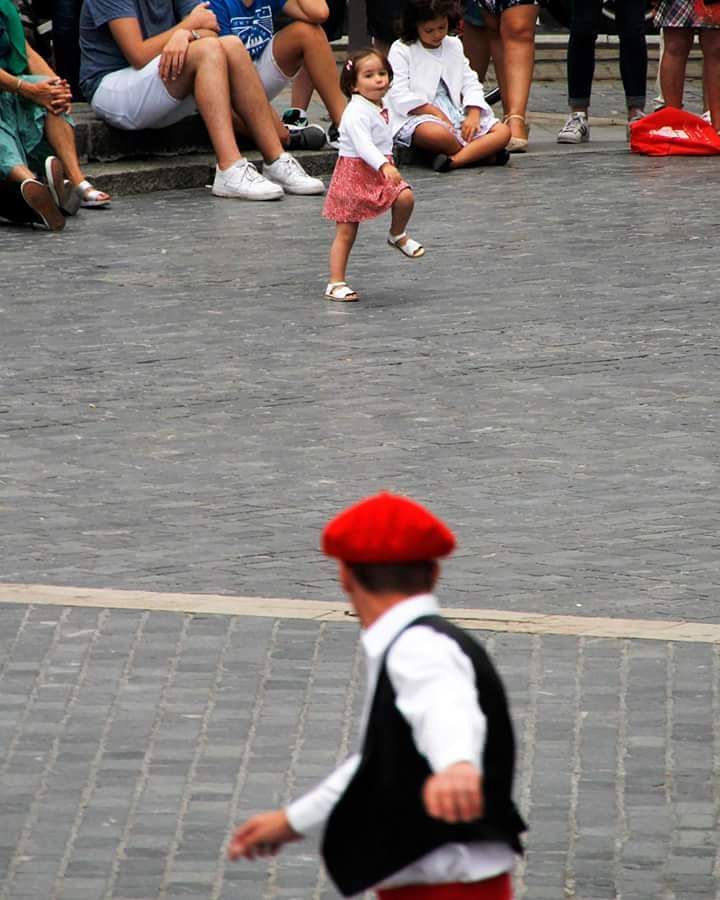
xmin=324 ymin=281 xmax=359 ymax=302
xmin=75 ymin=179 xmax=112 ymax=209
xmin=387 ymin=232 xmax=425 ymax=258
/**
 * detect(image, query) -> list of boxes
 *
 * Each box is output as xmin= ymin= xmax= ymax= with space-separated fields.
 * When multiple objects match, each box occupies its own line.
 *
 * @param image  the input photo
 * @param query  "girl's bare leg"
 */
xmin=447 ymin=122 xmax=511 ymax=168
xmin=699 ymin=29 xmax=720 ymax=129
xmin=412 ymin=122 xmax=463 ymax=156
xmin=390 ymin=188 xmax=415 ymax=244
xmin=660 ymin=27 xmax=694 ymax=109
xmin=329 ymin=222 xmax=359 ymax=283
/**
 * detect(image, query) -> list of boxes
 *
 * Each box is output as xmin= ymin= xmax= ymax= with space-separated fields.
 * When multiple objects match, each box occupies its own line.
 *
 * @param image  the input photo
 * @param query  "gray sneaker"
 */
xmin=557 ymin=113 xmax=590 ymax=144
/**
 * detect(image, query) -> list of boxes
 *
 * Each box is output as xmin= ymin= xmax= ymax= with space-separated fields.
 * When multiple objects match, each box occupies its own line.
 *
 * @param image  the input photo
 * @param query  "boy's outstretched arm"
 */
xmin=228 ymin=810 xmax=301 ymax=860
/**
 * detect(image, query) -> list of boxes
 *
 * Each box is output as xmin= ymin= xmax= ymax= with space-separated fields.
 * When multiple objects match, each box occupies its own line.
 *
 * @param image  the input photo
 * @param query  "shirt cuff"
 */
xmin=285 ymin=795 xmax=327 ymax=837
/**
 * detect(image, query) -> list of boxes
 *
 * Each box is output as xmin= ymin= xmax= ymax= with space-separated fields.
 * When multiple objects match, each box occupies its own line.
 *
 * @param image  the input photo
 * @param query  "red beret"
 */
xmin=322 ymin=492 xmax=456 ymax=563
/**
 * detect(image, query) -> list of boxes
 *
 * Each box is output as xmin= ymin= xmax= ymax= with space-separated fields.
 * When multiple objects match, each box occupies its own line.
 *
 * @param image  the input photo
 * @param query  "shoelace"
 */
xmin=276 ymin=155 xmax=303 ymax=178
xmin=242 ymin=162 xmax=264 ymax=182
xmin=563 ymin=115 xmax=585 ymax=132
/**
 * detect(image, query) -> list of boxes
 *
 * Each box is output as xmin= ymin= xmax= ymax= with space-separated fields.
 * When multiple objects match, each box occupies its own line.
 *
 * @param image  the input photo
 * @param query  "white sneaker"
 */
xmin=263 ymin=152 xmax=325 ymax=196
xmin=212 ymin=159 xmax=284 ymax=201
xmin=557 ymin=112 xmax=590 ymax=144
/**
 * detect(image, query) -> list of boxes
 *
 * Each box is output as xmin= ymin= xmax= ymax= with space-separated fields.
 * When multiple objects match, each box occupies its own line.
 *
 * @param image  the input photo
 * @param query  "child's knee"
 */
xmin=396 ymin=187 xmax=414 ymax=209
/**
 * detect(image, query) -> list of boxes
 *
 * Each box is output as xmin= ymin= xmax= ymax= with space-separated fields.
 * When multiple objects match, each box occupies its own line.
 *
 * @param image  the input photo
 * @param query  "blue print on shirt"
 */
xmin=229 ymin=5 xmax=274 ymax=60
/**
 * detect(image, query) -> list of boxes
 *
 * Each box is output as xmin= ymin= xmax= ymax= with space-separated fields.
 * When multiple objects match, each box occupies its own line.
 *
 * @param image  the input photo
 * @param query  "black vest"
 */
xmin=321 ymin=615 xmax=526 ymax=898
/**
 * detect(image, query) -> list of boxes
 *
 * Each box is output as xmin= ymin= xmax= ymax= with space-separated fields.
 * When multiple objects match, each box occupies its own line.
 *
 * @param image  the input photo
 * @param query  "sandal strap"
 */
xmin=388 ymin=232 xmax=407 ymax=244
xmin=326 ymin=281 xmax=357 ymax=298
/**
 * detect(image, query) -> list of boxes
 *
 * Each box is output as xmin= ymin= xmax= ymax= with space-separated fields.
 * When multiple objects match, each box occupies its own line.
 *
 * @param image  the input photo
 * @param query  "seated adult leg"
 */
xmin=215 ymin=36 xmax=287 ymax=163
xmin=292 ymin=0 xmax=346 ymax=111
xmin=164 ymin=38 xmax=245 ymax=169
xmin=659 ymin=27 xmax=694 ymax=110
xmin=615 ymin=0 xmax=647 ymax=116
xmin=271 ymin=22 xmax=345 ymax=128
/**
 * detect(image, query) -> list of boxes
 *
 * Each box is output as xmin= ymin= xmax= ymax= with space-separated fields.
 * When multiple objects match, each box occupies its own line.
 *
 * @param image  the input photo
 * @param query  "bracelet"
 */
xmin=14 ymin=77 xmax=23 ymax=94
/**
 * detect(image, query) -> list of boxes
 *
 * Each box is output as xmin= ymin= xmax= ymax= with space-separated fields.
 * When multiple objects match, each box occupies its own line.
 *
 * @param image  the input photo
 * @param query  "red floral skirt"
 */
xmin=322 ymin=155 xmax=410 ymax=223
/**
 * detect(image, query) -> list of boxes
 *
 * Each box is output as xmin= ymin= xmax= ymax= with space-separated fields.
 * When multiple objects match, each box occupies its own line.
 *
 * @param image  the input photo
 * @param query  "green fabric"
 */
xmin=0 ymin=0 xmax=28 ymax=76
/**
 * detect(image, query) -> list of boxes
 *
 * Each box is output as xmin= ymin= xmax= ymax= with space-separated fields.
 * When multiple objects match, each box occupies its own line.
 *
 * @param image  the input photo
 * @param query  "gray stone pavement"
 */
xmin=0 ymin=603 xmax=717 ymax=899
xmin=1 ymin=141 xmax=719 ymax=621
xmin=1 ymin=115 xmax=720 ymax=899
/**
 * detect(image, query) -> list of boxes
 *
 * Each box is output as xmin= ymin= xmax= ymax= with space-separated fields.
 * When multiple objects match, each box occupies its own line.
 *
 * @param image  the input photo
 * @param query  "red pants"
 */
xmin=377 ymin=872 xmax=513 ymax=900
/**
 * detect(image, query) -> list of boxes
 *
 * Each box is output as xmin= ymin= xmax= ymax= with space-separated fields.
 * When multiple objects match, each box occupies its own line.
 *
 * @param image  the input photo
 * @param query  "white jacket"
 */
xmin=386 ymin=36 xmax=492 ymax=137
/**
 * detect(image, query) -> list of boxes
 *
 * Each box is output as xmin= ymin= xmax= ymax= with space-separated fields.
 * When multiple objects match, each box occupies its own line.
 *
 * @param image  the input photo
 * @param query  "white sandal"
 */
xmin=76 ymin=179 xmax=111 ymax=209
xmin=324 ymin=281 xmax=359 ymax=302
xmin=387 ymin=232 xmax=425 ymax=258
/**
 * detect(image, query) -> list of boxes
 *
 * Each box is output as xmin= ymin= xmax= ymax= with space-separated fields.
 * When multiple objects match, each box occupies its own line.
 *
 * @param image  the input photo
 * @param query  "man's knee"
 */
xmin=190 ymin=34 xmax=227 ymax=66
xmin=218 ymin=34 xmax=253 ymax=66
xmin=283 ymin=20 xmax=329 ymax=49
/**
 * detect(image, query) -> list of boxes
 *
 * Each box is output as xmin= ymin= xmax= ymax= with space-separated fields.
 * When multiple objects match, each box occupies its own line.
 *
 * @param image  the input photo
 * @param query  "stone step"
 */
xmin=82 ymin=148 xmax=338 ymax=196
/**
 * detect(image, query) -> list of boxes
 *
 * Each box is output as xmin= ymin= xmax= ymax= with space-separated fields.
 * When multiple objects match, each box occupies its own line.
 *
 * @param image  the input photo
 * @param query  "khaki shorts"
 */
xmin=91 ymin=56 xmax=197 ymax=130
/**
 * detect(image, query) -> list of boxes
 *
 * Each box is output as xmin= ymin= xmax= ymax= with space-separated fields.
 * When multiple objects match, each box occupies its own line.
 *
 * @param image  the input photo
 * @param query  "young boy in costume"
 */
xmin=229 ymin=491 xmax=526 ymax=898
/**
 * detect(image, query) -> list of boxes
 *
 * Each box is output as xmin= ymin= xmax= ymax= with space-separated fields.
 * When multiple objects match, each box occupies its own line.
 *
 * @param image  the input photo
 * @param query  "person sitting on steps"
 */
xmin=79 ymin=0 xmax=325 ymax=200
xmin=208 ymin=0 xmax=346 ymax=149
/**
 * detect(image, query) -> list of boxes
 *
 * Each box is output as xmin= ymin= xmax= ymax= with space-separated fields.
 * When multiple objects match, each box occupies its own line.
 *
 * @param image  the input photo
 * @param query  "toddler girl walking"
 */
xmin=323 ymin=49 xmax=424 ymax=303
xmin=387 ymin=0 xmax=511 ymax=171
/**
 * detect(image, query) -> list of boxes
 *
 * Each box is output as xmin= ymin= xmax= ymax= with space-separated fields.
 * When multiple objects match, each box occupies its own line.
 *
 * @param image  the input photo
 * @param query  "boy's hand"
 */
xmin=381 ymin=162 xmax=403 ymax=185
xmin=228 ymin=810 xmax=301 ymax=861
xmin=422 ymin=762 xmax=484 ymax=823
xmin=461 ymin=108 xmax=481 ymax=142
xmin=182 ymin=1 xmax=219 ymax=32
xmin=160 ymin=29 xmax=191 ymax=81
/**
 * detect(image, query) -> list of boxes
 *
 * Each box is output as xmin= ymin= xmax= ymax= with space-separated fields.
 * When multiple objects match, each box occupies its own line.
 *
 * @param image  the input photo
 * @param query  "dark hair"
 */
xmin=339 ymin=48 xmax=394 ymax=99
xmin=399 ymin=0 xmax=461 ymax=44
xmin=347 ymin=561 xmax=437 ymax=595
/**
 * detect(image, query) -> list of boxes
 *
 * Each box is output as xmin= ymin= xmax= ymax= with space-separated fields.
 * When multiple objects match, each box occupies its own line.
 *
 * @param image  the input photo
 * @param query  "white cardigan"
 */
xmin=386 ymin=36 xmax=492 ymax=137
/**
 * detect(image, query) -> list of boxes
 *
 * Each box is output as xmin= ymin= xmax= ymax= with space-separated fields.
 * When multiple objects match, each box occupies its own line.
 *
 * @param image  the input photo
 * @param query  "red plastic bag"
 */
xmin=629 ymin=108 xmax=720 ymax=157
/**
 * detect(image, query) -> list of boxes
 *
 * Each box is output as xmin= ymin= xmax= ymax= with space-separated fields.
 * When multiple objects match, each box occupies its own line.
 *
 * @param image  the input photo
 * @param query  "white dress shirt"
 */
xmin=286 ymin=594 xmax=515 ymax=890
xmin=338 ymin=93 xmax=395 ymax=171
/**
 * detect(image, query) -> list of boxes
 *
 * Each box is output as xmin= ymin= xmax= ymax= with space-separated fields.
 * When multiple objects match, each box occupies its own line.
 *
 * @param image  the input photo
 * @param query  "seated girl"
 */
xmin=386 ymin=0 xmax=510 ymax=172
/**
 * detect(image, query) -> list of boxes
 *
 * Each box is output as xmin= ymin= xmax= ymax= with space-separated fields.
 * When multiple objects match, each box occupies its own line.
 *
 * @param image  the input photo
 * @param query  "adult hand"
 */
xmin=381 ymin=162 xmax=403 ymax=185
xmin=20 ymin=78 xmax=72 ymax=114
xmin=182 ymin=1 xmax=219 ymax=33
xmin=422 ymin=762 xmax=484 ymax=824
xmin=228 ymin=810 xmax=301 ymax=861
xmin=160 ymin=29 xmax=191 ymax=81
xmin=461 ymin=108 xmax=481 ymax=142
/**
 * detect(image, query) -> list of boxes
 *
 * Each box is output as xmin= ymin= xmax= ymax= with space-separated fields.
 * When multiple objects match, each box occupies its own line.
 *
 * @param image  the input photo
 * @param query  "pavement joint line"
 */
xmin=0 ymin=582 xmax=718 ymax=644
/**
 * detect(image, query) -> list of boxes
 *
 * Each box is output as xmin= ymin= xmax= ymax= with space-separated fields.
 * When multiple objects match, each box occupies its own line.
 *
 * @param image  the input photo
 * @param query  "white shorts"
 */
xmin=91 ymin=56 xmax=197 ymax=130
xmin=254 ymin=35 xmax=298 ymax=101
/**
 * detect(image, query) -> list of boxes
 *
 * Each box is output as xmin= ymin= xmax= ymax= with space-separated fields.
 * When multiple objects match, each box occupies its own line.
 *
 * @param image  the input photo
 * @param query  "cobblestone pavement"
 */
xmin=1 ymin=118 xmax=719 ymax=899
xmin=1 ymin=145 xmax=718 ymax=621
xmin=0 ymin=602 xmax=717 ymax=900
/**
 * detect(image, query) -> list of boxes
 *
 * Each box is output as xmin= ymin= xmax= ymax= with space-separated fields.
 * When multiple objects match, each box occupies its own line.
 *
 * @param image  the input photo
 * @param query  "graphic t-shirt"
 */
xmin=209 ymin=0 xmax=287 ymax=60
